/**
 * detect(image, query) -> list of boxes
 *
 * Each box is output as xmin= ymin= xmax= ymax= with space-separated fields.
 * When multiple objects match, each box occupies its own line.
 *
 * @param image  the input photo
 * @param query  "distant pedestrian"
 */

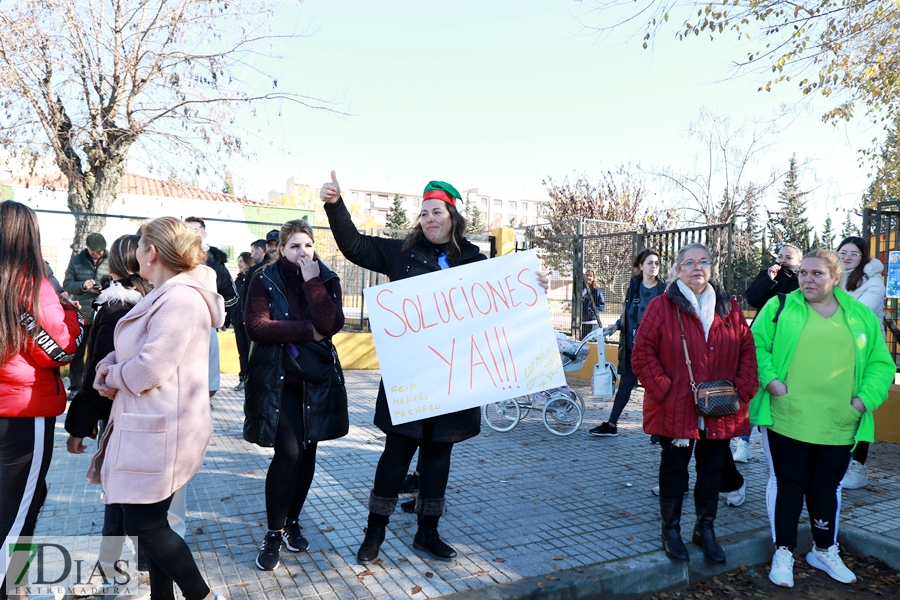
xmin=736 ymin=243 xmax=803 ymax=464
xmin=632 ymin=242 xmax=758 ymax=567
xmin=88 ymin=216 xmax=226 ymax=600
xmin=232 ymin=251 xmax=253 ymax=391
xmin=1 ymin=200 xmax=83 ymax=600
xmin=580 ymin=268 xmax=605 ymax=339
xmin=62 ymin=231 xmax=109 ymax=397
xmin=836 ymin=236 xmax=886 ymax=491
xmin=591 ymin=249 xmax=664 ymax=438
xmin=320 ymin=171 xmax=549 ymax=565
xmin=243 ymin=219 xmax=346 ymax=571
xmin=751 ymin=249 xmax=893 ymax=588
xmin=65 ymin=234 xmax=151 ymax=594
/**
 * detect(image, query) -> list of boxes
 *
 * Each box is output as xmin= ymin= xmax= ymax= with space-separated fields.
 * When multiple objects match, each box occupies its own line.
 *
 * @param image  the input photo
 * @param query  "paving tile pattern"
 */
xmin=40 ymin=373 xmax=900 ymax=599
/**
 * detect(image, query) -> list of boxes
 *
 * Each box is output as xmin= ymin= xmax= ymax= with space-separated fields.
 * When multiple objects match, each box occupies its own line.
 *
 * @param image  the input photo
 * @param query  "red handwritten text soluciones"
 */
xmin=376 ymin=268 xmax=538 ymax=338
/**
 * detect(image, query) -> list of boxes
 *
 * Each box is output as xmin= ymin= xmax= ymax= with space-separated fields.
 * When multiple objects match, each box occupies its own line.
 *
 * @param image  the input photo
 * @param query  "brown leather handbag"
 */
xmin=677 ymin=309 xmax=740 ymax=418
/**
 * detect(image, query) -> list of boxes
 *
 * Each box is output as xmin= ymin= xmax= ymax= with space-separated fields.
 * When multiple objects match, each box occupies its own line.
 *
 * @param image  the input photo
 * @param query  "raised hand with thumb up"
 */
xmin=320 ymin=170 xmax=341 ymax=204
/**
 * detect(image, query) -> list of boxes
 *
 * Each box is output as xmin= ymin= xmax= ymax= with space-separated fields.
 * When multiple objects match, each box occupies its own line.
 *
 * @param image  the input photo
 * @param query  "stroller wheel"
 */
xmin=542 ymin=391 xmax=583 ymax=436
xmin=482 ymin=399 xmax=521 ymax=432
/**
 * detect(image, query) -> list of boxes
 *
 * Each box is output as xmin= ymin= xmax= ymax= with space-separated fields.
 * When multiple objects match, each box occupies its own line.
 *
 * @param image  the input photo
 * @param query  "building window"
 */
xmin=378 ymin=194 xmax=389 ymax=202
xmin=493 ymin=199 xmax=502 ymax=209
xmin=508 ymin=201 xmax=517 ymax=211
xmin=352 ymin=192 xmax=359 ymax=201
xmin=521 ymin=201 xmax=528 ymax=212
xmin=480 ymin=197 xmax=488 ymax=207
xmin=412 ymin=197 xmax=420 ymax=207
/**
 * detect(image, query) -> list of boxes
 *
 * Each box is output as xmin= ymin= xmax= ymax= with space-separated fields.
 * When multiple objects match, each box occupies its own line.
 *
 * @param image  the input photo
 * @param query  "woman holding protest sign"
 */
xmin=321 ymin=171 xmax=548 ymax=564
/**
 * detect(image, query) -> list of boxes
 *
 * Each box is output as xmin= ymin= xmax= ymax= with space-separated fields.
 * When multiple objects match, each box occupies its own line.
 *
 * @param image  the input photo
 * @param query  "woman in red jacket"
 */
xmin=632 ymin=243 xmax=757 ymax=566
xmin=0 ymin=200 xmax=83 ymax=599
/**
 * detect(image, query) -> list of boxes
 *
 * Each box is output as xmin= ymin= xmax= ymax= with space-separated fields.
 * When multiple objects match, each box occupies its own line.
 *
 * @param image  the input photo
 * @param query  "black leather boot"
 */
xmin=659 ymin=497 xmax=690 ymax=563
xmin=414 ymin=519 xmax=457 ymax=561
xmin=692 ymin=498 xmax=726 ymax=565
xmin=356 ymin=526 xmax=385 ymax=564
xmin=413 ymin=498 xmax=457 ymax=561
xmin=356 ymin=492 xmax=396 ymax=564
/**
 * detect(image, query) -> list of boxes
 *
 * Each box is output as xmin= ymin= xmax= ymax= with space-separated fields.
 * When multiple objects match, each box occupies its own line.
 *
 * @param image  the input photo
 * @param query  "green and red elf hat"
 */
xmin=423 ymin=181 xmax=461 ymax=209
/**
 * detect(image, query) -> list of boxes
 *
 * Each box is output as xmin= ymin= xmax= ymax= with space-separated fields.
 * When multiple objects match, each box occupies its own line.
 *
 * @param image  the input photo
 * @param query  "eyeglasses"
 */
xmin=680 ymin=260 xmax=711 ymax=270
xmin=837 ymin=250 xmax=861 ymax=258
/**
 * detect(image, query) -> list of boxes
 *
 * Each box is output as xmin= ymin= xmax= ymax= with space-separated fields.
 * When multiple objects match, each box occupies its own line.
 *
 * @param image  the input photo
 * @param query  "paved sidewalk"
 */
xmin=41 ymin=372 xmax=900 ymax=599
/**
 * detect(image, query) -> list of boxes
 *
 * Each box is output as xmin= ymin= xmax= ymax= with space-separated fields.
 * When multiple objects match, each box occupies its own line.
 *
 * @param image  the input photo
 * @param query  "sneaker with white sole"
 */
xmin=732 ymin=439 xmax=751 ymax=463
xmin=768 ymin=547 xmax=795 ymax=588
xmin=718 ymin=482 xmax=746 ymax=507
xmin=841 ymin=460 xmax=868 ymax=490
xmin=255 ymin=531 xmax=282 ymax=570
xmin=805 ymin=544 xmax=857 ymax=584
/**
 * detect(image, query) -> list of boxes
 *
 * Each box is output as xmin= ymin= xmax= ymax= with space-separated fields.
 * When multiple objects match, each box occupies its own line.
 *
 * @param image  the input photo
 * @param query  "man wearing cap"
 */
xmin=265 ymin=229 xmax=280 ymax=261
xmin=62 ymin=232 xmax=110 ymax=397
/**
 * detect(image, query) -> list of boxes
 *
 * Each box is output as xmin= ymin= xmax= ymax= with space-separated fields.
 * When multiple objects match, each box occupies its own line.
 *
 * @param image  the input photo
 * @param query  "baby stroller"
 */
xmin=482 ymin=329 xmax=609 ymax=436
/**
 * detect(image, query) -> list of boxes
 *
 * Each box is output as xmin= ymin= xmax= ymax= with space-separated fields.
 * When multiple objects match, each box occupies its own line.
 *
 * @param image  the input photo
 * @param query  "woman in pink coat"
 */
xmin=90 ymin=217 xmax=225 ymax=600
xmin=1 ymin=200 xmax=83 ymax=600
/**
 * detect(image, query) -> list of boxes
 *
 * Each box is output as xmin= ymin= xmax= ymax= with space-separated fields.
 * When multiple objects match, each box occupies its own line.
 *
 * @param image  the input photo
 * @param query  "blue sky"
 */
xmin=219 ymin=0 xmax=878 ymax=230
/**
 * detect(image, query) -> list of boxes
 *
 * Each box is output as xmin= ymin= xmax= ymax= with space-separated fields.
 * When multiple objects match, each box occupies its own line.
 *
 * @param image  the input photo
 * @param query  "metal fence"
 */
xmin=34 ymin=210 xmax=495 ymax=333
xmin=515 ymin=218 xmax=735 ymax=340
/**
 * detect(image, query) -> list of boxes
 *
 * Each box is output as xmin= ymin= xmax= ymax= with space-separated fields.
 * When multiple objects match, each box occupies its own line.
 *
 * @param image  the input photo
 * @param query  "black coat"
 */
xmin=207 ymin=246 xmax=238 ymax=319
xmin=242 ymin=259 xmax=346 ymax=447
xmin=614 ymin=275 xmax=666 ymax=376
xmin=64 ymin=283 xmax=143 ymax=438
xmin=744 ymin=267 xmax=799 ymax=309
xmin=324 ymin=197 xmax=486 ymax=443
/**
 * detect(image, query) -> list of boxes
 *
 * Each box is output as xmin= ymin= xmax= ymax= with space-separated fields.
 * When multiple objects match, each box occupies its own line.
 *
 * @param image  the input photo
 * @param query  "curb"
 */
xmin=440 ymin=524 xmax=900 ymax=599
xmin=838 ymin=525 xmax=900 ymax=570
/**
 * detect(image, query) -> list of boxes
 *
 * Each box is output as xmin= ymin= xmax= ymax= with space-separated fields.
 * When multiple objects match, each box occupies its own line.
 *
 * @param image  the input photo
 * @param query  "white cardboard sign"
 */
xmin=363 ymin=249 xmax=566 ymax=425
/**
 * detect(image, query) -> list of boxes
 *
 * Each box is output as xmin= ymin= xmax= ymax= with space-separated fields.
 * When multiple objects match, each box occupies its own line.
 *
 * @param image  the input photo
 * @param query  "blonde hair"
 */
xmin=140 ymin=217 xmax=207 ymax=273
xmin=803 ymin=249 xmax=843 ymax=280
xmin=279 ymin=219 xmax=315 ymax=246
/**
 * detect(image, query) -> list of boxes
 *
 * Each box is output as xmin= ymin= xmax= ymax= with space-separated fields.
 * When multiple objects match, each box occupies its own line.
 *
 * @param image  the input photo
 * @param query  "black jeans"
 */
xmin=852 ymin=440 xmax=869 ymax=465
xmin=658 ymin=433 xmax=729 ymax=502
xmin=762 ymin=427 xmax=852 ymax=550
xmin=265 ymin=385 xmax=317 ymax=530
xmin=719 ymin=444 xmax=746 ymax=494
xmin=121 ymin=495 xmax=210 ymax=600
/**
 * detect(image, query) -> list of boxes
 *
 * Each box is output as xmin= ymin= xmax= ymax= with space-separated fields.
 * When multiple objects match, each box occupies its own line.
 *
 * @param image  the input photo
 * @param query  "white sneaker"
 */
xmin=732 ymin=439 xmax=751 ymax=463
xmin=806 ymin=544 xmax=857 ymax=584
xmin=841 ymin=460 xmax=868 ymax=490
xmin=718 ymin=482 xmax=746 ymax=507
xmin=768 ymin=547 xmax=795 ymax=587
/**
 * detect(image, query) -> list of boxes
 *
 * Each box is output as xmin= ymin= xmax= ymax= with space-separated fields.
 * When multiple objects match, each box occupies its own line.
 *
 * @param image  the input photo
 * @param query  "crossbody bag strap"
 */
xmin=676 ymin=309 xmax=697 ymax=394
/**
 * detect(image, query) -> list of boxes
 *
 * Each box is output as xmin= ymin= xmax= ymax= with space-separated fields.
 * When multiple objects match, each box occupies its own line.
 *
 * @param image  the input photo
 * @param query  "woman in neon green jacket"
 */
xmin=750 ymin=249 xmax=894 ymax=589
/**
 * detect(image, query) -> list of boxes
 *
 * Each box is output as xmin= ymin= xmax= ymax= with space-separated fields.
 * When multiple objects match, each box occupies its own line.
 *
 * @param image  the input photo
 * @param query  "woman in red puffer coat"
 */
xmin=1 ymin=201 xmax=83 ymax=598
xmin=632 ymin=242 xmax=757 ymax=568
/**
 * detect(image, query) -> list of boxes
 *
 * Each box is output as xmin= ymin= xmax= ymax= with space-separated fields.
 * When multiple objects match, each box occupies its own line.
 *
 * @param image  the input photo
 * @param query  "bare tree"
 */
xmin=0 ymin=0 xmax=334 ymax=250
xmin=643 ymin=107 xmax=782 ymax=226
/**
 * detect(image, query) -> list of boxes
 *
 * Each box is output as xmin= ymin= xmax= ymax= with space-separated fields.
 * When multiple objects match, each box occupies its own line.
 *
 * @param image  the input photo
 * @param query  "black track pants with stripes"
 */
xmin=0 ymin=416 xmax=55 ymax=600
